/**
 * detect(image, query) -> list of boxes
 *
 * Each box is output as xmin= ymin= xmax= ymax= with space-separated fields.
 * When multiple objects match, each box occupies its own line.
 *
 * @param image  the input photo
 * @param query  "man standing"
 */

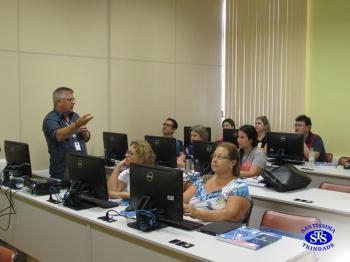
xmin=295 ymin=114 xmax=326 ymax=162
xmin=162 ymin=117 xmax=181 ymax=155
xmin=43 ymin=87 xmax=93 ymax=179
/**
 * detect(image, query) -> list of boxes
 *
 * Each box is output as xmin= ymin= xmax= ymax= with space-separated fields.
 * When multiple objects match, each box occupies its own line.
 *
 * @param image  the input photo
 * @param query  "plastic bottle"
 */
xmin=185 ymin=156 xmax=192 ymax=174
xmin=309 ymin=148 xmax=315 ymax=165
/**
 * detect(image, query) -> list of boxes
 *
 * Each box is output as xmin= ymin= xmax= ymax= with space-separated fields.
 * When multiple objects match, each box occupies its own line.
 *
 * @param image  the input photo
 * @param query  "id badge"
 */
xmin=74 ymin=141 xmax=82 ymax=151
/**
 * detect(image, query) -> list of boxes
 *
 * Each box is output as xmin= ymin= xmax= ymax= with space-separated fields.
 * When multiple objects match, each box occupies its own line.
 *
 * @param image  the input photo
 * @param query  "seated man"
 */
xmin=294 ymin=115 xmax=326 ymax=162
xmin=162 ymin=117 xmax=181 ymax=155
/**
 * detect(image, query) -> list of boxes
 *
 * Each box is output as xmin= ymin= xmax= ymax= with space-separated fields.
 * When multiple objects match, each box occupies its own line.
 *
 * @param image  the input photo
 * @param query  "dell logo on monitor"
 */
xmin=77 ymin=159 xmax=83 ymax=169
xmin=206 ymin=146 xmax=213 ymax=153
xmin=146 ymin=172 xmax=154 ymax=181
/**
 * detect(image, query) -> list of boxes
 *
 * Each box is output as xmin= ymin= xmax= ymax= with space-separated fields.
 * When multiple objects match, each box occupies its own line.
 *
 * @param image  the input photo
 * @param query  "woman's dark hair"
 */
xmin=222 ymin=118 xmax=236 ymax=129
xmin=239 ymin=124 xmax=258 ymax=147
xmin=215 ymin=142 xmax=240 ymax=177
xmin=238 ymin=125 xmax=258 ymax=163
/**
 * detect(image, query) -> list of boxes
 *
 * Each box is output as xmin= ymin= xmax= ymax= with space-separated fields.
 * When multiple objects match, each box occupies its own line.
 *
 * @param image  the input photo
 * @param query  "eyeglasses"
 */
xmin=163 ymin=123 xmax=173 ymax=128
xmin=126 ymin=150 xmax=135 ymax=156
xmin=294 ymin=123 xmax=305 ymax=128
xmin=59 ymin=97 xmax=76 ymax=103
xmin=211 ymin=154 xmax=231 ymax=161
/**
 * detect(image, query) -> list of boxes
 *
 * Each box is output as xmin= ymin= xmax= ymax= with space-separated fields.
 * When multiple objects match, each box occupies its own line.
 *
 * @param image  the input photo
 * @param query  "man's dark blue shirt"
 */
xmin=42 ymin=109 xmax=87 ymax=179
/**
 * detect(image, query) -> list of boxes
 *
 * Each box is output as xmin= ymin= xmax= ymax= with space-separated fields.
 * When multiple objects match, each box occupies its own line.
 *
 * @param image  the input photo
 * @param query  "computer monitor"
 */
xmin=223 ymin=129 xmax=238 ymax=146
xmin=266 ymin=132 xmax=304 ymax=164
xmin=183 ymin=126 xmax=212 ymax=148
xmin=103 ymin=132 xmax=128 ymax=162
xmin=66 ymin=153 xmax=111 ymax=209
xmin=3 ymin=140 xmax=32 ymax=178
xmin=145 ymin=135 xmax=177 ymax=168
xmin=192 ymin=141 xmax=216 ymax=174
xmin=129 ymin=163 xmax=183 ymax=221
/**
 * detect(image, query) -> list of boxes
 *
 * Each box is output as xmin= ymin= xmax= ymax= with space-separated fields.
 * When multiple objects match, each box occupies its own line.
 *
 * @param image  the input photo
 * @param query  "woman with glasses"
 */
xmin=107 ymin=140 xmax=156 ymax=199
xmin=237 ymin=125 xmax=267 ymax=178
xmin=183 ymin=143 xmax=251 ymax=222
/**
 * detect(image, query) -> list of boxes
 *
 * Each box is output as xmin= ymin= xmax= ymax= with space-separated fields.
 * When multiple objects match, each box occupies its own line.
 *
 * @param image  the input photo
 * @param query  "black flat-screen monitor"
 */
xmin=192 ymin=141 xmax=216 ymax=174
xmin=266 ymin=132 xmax=304 ymax=164
xmin=145 ymin=135 xmax=177 ymax=168
xmin=103 ymin=132 xmax=128 ymax=161
xmin=4 ymin=140 xmax=32 ymax=177
xmin=66 ymin=153 xmax=112 ymax=209
xmin=223 ymin=129 xmax=238 ymax=146
xmin=183 ymin=126 xmax=212 ymax=148
xmin=129 ymin=163 xmax=183 ymax=221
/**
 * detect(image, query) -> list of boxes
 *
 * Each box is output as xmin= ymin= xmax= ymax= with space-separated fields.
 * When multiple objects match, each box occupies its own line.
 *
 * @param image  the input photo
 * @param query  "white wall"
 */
xmin=0 ymin=0 xmax=223 ymax=170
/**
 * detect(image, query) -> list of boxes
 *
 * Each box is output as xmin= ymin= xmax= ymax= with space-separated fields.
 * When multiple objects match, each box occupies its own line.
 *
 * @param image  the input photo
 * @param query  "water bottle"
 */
xmin=185 ymin=157 xmax=192 ymax=174
xmin=309 ymin=148 xmax=315 ymax=166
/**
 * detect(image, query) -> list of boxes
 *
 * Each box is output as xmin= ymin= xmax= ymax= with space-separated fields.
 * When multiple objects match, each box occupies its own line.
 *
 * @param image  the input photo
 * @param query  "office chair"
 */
xmin=242 ymin=199 xmax=254 ymax=226
xmin=0 ymin=244 xmax=17 ymax=262
xmin=260 ymin=210 xmax=320 ymax=239
xmin=324 ymin=152 xmax=333 ymax=163
xmin=319 ymin=182 xmax=350 ymax=193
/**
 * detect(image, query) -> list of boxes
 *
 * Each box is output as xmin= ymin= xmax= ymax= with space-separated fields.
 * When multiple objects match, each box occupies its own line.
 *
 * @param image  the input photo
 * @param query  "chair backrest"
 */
xmin=324 ymin=153 xmax=333 ymax=163
xmin=260 ymin=210 xmax=320 ymax=238
xmin=319 ymin=182 xmax=350 ymax=193
xmin=242 ymin=199 xmax=254 ymax=225
xmin=0 ymin=245 xmax=17 ymax=262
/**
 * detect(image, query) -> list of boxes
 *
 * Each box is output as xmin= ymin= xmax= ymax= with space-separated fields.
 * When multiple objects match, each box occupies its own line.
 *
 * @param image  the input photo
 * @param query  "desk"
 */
xmin=249 ymin=186 xmax=350 ymax=261
xmin=294 ymin=165 xmax=350 ymax=188
xmin=0 ymin=187 xmax=310 ymax=262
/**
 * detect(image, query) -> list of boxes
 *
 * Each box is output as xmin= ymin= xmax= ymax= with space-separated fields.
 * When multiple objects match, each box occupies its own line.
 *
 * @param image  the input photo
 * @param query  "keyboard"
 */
xmin=159 ymin=217 xmax=203 ymax=231
xmin=79 ymin=194 xmax=119 ymax=209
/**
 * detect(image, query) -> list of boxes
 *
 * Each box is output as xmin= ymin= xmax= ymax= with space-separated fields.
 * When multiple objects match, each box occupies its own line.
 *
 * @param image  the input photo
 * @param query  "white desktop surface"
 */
xmin=249 ymin=186 xmax=350 ymax=215
xmin=295 ymin=164 xmax=350 ymax=178
xmin=0 ymin=187 xmax=311 ymax=262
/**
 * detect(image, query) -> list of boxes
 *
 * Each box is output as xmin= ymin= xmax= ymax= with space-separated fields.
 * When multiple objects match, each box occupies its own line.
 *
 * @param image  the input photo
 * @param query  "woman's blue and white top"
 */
xmin=189 ymin=174 xmax=251 ymax=210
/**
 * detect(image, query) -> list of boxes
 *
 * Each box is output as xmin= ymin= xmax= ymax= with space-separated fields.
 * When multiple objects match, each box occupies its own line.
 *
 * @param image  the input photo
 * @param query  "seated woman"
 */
xmin=255 ymin=116 xmax=271 ymax=152
xmin=237 ymin=125 xmax=267 ymax=178
xmin=216 ymin=118 xmax=236 ymax=143
xmin=107 ymin=140 xmax=156 ymax=199
xmin=183 ymin=142 xmax=251 ymax=222
xmin=177 ymin=125 xmax=209 ymax=169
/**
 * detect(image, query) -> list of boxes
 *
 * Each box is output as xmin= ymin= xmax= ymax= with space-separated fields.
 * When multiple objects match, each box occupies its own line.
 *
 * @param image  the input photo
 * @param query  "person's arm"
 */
xmin=183 ymin=196 xmax=251 ymax=222
xmin=108 ymin=180 xmax=129 ymax=199
xmin=177 ymin=153 xmax=186 ymax=169
xmin=107 ymin=160 xmax=126 ymax=192
xmin=55 ymin=114 xmax=93 ymax=142
xmin=240 ymin=165 xmax=263 ymax=178
xmin=304 ymin=143 xmax=322 ymax=161
xmin=183 ymin=184 xmax=197 ymax=203
xmin=77 ymin=126 xmax=90 ymax=142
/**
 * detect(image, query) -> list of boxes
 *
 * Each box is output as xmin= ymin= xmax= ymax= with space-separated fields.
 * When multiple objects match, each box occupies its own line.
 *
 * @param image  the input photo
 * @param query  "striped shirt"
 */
xmin=42 ymin=109 xmax=88 ymax=179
